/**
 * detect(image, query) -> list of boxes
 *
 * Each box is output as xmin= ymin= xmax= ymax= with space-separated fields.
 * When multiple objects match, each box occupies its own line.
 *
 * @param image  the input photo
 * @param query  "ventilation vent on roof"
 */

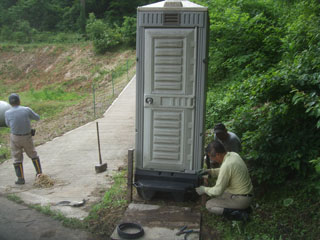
xmin=164 ymin=0 xmax=183 ymax=8
xmin=163 ymin=13 xmax=180 ymax=25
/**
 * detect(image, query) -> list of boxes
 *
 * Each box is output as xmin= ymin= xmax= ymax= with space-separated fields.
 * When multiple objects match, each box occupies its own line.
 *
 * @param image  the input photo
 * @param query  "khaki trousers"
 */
xmin=10 ymin=134 xmax=38 ymax=163
xmin=206 ymin=192 xmax=252 ymax=215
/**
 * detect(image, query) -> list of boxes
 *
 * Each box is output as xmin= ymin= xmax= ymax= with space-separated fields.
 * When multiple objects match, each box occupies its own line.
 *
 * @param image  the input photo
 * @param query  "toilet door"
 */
xmin=143 ymin=28 xmax=196 ymax=171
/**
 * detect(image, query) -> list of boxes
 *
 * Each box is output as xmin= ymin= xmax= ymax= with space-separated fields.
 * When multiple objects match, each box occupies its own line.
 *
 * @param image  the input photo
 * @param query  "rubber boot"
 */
xmin=32 ymin=157 xmax=42 ymax=176
xmin=13 ymin=163 xmax=25 ymax=185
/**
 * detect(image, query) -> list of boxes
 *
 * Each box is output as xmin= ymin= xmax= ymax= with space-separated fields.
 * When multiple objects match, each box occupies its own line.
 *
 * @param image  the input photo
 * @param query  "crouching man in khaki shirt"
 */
xmin=196 ymin=140 xmax=253 ymax=215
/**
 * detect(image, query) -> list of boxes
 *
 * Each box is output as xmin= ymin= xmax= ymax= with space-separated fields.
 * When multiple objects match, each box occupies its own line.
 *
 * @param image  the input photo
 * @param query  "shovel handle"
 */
xmin=96 ymin=122 xmax=102 ymax=165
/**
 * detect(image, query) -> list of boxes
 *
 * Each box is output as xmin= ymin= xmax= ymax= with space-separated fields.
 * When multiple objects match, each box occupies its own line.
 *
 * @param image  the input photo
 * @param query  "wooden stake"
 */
xmin=127 ymin=149 xmax=134 ymax=203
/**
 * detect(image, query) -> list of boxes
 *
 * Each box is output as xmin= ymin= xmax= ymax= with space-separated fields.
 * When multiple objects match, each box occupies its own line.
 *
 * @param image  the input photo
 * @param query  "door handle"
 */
xmin=145 ymin=97 xmax=153 ymax=105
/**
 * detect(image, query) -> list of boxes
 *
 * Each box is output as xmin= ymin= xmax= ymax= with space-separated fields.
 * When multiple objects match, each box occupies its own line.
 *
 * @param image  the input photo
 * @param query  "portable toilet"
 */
xmin=134 ymin=0 xmax=208 ymax=201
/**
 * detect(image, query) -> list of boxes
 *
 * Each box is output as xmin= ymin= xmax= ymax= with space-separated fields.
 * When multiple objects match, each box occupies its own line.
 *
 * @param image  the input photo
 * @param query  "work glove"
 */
xmin=195 ymin=186 xmax=206 ymax=195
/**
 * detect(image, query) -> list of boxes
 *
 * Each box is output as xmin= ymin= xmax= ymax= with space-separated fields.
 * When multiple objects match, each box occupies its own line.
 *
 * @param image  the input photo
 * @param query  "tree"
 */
xmin=80 ymin=0 xmax=86 ymax=33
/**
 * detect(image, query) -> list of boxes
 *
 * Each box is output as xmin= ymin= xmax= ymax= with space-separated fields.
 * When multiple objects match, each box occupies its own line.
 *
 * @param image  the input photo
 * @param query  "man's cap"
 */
xmin=8 ymin=93 xmax=20 ymax=105
xmin=214 ymin=123 xmax=226 ymax=133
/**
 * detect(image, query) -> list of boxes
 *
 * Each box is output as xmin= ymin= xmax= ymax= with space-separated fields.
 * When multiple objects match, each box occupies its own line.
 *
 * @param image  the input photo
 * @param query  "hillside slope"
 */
xmin=0 ymin=44 xmax=136 ymax=159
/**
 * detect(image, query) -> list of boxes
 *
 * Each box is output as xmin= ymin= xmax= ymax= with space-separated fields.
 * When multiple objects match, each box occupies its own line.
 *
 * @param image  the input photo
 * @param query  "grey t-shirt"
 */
xmin=214 ymin=131 xmax=242 ymax=153
xmin=5 ymin=106 xmax=40 ymax=135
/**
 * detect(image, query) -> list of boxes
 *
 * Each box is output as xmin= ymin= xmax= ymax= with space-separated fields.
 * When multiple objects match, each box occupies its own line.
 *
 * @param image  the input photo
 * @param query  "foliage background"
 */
xmin=195 ymin=0 xmax=320 ymax=187
xmin=0 ymin=0 xmax=156 ymax=51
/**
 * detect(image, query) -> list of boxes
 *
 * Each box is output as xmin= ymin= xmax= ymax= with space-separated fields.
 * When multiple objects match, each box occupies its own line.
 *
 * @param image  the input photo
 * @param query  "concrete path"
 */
xmin=0 ymin=77 xmax=136 ymax=220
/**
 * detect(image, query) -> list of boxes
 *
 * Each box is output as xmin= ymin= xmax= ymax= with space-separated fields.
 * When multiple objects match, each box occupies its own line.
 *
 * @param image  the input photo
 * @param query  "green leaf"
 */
xmin=283 ymin=198 xmax=294 ymax=207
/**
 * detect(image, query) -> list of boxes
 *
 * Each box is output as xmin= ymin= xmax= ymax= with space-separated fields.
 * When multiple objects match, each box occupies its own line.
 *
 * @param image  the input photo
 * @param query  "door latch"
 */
xmin=145 ymin=97 xmax=153 ymax=104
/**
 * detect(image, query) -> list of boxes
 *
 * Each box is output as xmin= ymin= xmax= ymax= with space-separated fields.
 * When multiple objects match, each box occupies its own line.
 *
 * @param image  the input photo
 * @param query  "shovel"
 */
xmin=95 ymin=122 xmax=107 ymax=173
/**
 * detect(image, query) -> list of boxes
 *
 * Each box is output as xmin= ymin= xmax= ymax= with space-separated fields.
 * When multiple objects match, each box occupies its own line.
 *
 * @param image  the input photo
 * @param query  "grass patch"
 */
xmin=0 ymin=62 xmax=24 ymax=80
xmin=30 ymin=204 xmax=86 ymax=229
xmin=0 ymin=144 xmax=10 ymax=163
xmin=88 ymin=170 xmax=127 ymax=218
xmin=7 ymin=194 xmax=23 ymax=204
xmin=27 ymin=86 xmax=84 ymax=101
xmin=85 ymin=170 xmax=128 ymax=237
xmin=112 ymin=58 xmax=136 ymax=80
xmin=0 ymin=127 xmax=10 ymax=163
xmin=62 ymin=76 xmax=88 ymax=88
xmin=202 ymin=179 xmax=320 ymax=240
xmin=0 ymin=41 xmax=86 ymax=52
xmin=90 ymin=56 xmax=135 ymax=85
xmin=16 ymin=86 xmax=87 ymax=119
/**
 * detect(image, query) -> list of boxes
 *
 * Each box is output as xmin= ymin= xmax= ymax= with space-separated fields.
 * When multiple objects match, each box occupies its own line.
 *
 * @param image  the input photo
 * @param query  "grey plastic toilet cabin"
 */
xmin=134 ymin=0 xmax=208 ymax=201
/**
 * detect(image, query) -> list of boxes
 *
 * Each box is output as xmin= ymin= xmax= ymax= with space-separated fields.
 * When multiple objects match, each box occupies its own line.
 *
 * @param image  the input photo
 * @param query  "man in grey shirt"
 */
xmin=214 ymin=123 xmax=241 ymax=153
xmin=5 ymin=93 xmax=43 ymax=184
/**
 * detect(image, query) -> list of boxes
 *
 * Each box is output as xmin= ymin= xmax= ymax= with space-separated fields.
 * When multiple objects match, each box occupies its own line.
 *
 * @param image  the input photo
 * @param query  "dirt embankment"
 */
xmin=0 ymin=44 xmax=136 ymax=147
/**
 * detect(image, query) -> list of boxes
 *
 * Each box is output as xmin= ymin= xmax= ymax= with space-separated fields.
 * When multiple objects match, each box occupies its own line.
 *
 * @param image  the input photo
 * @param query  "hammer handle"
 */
xmin=96 ymin=122 xmax=102 ymax=164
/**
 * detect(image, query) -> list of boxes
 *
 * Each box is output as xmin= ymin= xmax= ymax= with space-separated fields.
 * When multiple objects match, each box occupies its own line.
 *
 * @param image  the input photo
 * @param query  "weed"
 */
xmin=7 ymin=194 xmax=23 ymax=204
xmin=30 ymin=204 xmax=85 ymax=229
xmin=0 ymin=146 xmax=10 ymax=163
xmin=0 ymin=127 xmax=10 ymax=163
xmin=12 ymin=86 xmax=87 ymax=119
xmin=85 ymin=170 xmax=128 ymax=237
xmin=1 ymin=62 xmax=23 ymax=80
xmin=202 ymin=179 xmax=320 ymax=240
xmin=62 ymin=76 xmax=88 ymax=88
xmin=110 ymin=58 xmax=136 ymax=83
xmin=90 ymin=53 xmax=136 ymax=119
xmin=28 ymin=86 xmax=83 ymax=101
xmin=48 ymin=45 xmax=65 ymax=57
xmin=26 ymin=69 xmax=39 ymax=79
xmin=79 ymin=57 xmax=91 ymax=65
xmin=91 ymin=64 xmax=110 ymax=83
xmin=6 ymin=195 xmax=85 ymax=230
xmin=64 ymin=56 xmax=73 ymax=64
xmin=88 ymin=170 xmax=127 ymax=217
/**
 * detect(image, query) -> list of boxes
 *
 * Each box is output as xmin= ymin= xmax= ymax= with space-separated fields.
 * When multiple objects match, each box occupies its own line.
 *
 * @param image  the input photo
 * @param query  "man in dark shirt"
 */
xmin=205 ymin=123 xmax=242 ymax=169
xmin=5 ymin=93 xmax=43 ymax=184
xmin=214 ymin=123 xmax=241 ymax=153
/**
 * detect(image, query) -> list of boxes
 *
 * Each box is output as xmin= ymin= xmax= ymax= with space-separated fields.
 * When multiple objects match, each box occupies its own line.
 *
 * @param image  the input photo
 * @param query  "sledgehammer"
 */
xmin=95 ymin=122 xmax=107 ymax=173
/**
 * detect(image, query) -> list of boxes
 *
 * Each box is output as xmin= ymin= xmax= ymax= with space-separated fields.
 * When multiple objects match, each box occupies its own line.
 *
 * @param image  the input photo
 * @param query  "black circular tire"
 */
xmin=117 ymin=222 xmax=144 ymax=239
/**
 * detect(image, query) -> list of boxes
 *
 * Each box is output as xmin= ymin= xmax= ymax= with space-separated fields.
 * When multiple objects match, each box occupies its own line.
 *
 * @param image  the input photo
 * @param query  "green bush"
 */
xmin=86 ymin=13 xmax=122 ymax=54
xmin=206 ymin=0 xmax=283 ymax=86
xmin=0 ymin=26 xmax=13 ymax=41
xmin=86 ymin=13 xmax=137 ymax=54
xmin=0 ymin=28 xmax=84 ymax=44
xmin=120 ymin=16 xmax=136 ymax=47
xmin=0 ymin=20 xmax=38 ymax=43
xmin=204 ymin=0 xmax=320 ymax=185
